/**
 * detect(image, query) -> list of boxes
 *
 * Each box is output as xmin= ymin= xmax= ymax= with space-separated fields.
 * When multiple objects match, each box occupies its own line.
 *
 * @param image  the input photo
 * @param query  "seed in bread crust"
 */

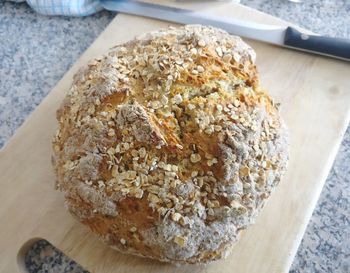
xmin=173 ymin=236 xmax=187 ymax=247
xmin=130 ymin=227 xmax=137 ymax=232
xmin=198 ymin=39 xmax=206 ymax=47
xmin=190 ymin=153 xmax=202 ymax=163
xmin=171 ymin=212 xmax=182 ymax=222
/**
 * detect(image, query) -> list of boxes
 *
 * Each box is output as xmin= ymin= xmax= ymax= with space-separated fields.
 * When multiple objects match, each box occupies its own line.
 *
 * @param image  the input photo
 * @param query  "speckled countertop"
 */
xmin=0 ymin=1 xmax=349 ymax=272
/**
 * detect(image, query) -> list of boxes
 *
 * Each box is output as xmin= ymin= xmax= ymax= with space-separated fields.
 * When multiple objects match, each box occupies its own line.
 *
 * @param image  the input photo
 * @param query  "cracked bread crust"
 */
xmin=52 ymin=25 xmax=288 ymax=264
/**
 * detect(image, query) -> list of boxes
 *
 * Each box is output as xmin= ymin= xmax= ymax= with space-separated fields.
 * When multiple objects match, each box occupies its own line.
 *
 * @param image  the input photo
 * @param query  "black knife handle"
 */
xmin=284 ymin=27 xmax=350 ymax=61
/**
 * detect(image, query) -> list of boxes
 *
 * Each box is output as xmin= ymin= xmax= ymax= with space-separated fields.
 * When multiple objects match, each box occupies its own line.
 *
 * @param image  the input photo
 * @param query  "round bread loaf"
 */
xmin=52 ymin=25 xmax=288 ymax=264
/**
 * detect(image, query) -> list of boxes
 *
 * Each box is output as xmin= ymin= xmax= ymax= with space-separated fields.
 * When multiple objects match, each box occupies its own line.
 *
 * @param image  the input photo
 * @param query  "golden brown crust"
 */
xmin=52 ymin=25 xmax=288 ymax=264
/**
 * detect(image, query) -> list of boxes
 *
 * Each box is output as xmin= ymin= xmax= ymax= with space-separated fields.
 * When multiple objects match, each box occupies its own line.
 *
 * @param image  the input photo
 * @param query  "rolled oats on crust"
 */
xmin=52 ymin=25 xmax=288 ymax=264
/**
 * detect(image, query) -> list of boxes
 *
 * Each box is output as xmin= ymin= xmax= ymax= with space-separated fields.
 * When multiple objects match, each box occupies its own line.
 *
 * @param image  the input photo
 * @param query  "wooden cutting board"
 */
xmin=1 ymin=1 xmax=349 ymax=272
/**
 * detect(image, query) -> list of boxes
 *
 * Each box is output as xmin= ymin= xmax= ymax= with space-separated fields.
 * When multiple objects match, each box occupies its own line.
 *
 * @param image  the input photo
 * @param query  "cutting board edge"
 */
xmin=285 ymin=115 xmax=350 ymax=272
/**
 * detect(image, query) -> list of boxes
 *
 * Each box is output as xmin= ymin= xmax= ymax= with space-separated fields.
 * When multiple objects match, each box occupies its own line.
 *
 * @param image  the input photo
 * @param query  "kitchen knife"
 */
xmin=100 ymin=0 xmax=350 ymax=61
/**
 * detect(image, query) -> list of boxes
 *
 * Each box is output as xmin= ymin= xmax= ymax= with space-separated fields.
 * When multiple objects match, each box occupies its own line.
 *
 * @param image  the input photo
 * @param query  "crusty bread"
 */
xmin=52 ymin=25 xmax=288 ymax=264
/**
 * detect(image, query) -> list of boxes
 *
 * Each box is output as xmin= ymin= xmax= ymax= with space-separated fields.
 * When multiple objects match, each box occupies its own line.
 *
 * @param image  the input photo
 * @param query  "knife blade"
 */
xmin=100 ymin=0 xmax=350 ymax=61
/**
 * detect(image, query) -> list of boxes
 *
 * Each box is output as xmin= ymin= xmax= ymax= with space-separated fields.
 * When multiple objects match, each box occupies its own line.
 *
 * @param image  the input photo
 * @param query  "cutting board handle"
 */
xmin=17 ymin=238 xmax=44 ymax=273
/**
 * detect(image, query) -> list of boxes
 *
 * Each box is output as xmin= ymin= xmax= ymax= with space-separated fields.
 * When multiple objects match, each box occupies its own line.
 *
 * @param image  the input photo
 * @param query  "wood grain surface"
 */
xmin=0 ymin=1 xmax=349 ymax=273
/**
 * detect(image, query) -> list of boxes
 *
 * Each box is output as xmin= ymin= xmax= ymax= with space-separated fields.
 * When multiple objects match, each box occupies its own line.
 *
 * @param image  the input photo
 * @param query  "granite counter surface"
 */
xmin=0 ymin=1 xmax=349 ymax=272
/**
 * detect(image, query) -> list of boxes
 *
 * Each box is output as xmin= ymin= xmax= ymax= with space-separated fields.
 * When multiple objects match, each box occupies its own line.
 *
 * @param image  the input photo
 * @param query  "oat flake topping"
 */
xmin=52 ymin=25 xmax=288 ymax=264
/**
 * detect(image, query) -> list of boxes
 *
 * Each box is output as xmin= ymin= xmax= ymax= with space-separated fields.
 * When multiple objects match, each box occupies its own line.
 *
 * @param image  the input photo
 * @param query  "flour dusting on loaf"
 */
xmin=52 ymin=25 xmax=288 ymax=264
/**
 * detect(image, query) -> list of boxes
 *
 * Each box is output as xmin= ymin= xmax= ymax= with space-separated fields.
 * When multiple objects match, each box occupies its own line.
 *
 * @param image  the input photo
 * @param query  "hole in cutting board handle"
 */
xmin=17 ymin=238 xmax=89 ymax=273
